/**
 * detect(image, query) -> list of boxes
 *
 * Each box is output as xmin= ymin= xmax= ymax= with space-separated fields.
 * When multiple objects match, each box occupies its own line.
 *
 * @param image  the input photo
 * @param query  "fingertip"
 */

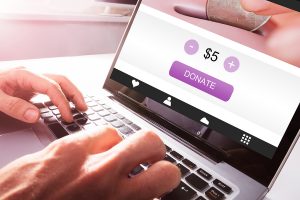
xmin=126 ymin=161 xmax=181 ymax=199
xmin=99 ymin=126 xmax=120 ymax=137
xmin=74 ymin=96 xmax=88 ymax=112
xmin=84 ymin=126 xmax=123 ymax=154
xmin=241 ymin=0 xmax=292 ymax=15
xmin=241 ymin=0 xmax=270 ymax=12
xmin=140 ymin=130 xmax=166 ymax=159
xmin=61 ymin=111 xmax=74 ymax=123
xmin=266 ymin=27 xmax=300 ymax=67
xmin=159 ymin=161 xmax=181 ymax=189
xmin=23 ymin=107 xmax=40 ymax=123
xmin=78 ymin=102 xmax=88 ymax=112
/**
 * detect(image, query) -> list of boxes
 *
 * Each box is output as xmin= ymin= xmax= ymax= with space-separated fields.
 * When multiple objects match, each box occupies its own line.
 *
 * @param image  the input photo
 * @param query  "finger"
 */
xmin=266 ymin=26 xmax=300 ymax=67
xmin=112 ymin=131 xmax=166 ymax=174
xmin=240 ymin=0 xmax=293 ymax=15
xmin=8 ymin=69 xmax=73 ymax=122
xmin=44 ymin=74 xmax=87 ymax=111
xmin=58 ymin=126 xmax=123 ymax=154
xmin=0 ymin=90 xmax=40 ymax=123
xmin=124 ymin=161 xmax=181 ymax=200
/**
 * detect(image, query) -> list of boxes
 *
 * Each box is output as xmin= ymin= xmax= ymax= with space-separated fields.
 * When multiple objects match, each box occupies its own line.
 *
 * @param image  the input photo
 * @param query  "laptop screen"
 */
xmin=106 ymin=0 xmax=300 ymax=185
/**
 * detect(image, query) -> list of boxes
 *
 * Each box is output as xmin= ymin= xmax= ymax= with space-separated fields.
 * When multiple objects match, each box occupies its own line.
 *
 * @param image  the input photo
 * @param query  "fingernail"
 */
xmin=241 ymin=0 xmax=271 ymax=11
xmin=24 ymin=109 xmax=39 ymax=122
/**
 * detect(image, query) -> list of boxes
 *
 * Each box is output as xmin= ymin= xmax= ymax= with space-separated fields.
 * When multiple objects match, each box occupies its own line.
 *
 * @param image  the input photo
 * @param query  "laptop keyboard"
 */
xmin=36 ymin=95 xmax=234 ymax=200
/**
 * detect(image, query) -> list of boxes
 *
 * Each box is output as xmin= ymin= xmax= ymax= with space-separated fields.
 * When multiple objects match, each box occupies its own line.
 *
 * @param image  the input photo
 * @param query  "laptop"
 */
xmin=1 ymin=0 xmax=300 ymax=199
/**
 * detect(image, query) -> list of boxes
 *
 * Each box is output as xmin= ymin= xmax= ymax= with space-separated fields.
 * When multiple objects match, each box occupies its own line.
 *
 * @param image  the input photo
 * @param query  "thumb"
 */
xmin=266 ymin=26 xmax=300 ymax=67
xmin=0 ymin=90 xmax=40 ymax=123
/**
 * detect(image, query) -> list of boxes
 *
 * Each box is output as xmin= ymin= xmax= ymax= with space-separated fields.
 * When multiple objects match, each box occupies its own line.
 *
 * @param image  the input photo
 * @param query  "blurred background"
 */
xmin=0 ymin=0 xmax=138 ymax=60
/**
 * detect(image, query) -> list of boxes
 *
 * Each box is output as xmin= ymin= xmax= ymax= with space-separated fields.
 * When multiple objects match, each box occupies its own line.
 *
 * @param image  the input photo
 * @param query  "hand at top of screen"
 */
xmin=241 ymin=0 xmax=300 ymax=67
xmin=241 ymin=0 xmax=293 ymax=15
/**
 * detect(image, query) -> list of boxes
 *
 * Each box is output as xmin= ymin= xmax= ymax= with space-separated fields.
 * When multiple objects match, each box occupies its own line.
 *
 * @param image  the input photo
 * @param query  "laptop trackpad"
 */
xmin=0 ymin=128 xmax=45 ymax=168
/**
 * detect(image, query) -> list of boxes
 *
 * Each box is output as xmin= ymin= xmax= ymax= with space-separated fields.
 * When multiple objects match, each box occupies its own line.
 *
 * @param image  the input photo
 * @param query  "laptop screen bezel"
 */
xmin=103 ymin=0 xmax=300 ymax=187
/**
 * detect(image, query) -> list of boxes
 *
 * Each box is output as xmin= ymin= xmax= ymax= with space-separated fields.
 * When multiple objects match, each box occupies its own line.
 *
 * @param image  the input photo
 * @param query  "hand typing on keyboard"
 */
xmin=0 ymin=127 xmax=181 ymax=200
xmin=0 ymin=67 xmax=87 ymax=123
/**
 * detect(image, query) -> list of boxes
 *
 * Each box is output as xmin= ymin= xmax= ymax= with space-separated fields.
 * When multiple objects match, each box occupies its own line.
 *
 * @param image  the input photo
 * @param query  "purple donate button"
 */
xmin=169 ymin=61 xmax=234 ymax=102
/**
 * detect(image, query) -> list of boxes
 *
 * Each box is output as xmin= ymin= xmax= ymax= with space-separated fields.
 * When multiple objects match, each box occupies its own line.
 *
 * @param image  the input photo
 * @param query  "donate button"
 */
xmin=169 ymin=61 xmax=234 ymax=102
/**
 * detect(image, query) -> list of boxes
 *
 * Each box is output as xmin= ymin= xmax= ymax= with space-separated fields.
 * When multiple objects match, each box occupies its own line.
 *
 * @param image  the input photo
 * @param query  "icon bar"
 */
xmin=110 ymin=68 xmax=277 ymax=159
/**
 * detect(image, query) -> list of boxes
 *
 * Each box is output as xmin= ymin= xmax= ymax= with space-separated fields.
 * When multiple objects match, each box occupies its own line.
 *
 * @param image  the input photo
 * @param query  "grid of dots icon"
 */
xmin=240 ymin=134 xmax=251 ymax=145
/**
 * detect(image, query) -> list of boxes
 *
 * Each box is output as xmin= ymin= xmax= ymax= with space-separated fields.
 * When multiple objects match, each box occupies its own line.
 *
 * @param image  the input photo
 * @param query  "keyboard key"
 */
xmin=91 ymin=96 xmax=102 ymax=101
xmin=213 ymin=179 xmax=232 ymax=194
xmin=123 ymin=118 xmax=133 ymax=125
xmin=71 ymin=108 xmax=79 ymax=114
xmin=67 ymin=124 xmax=81 ymax=132
xmin=164 ymin=154 xmax=176 ymax=163
xmin=84 ymin=108 xmax=94 ymax=115
xmin=83 ymin=123 xmax=97 ymax=130
xmin=102 ymin=104 xmax=111 ymax=110
xmin=104 ymin=115 xmax=117 ymax=122
xmin=115 ymin=114 xmax=125 ymax=119
xmin=48 ymin=105 xmax=57 ymax=110
xmin=44 ymin=117 xmax=57 ymax=124
xmin=162 ymin=182 xmax=196 ymax=200
xmin=130 ymin=165 xmax=144 ymax=176
xmin=97 ymin=100 xmax=106 ymax=105
xmin=39 ymin=108 xmax=49 ymax=114
xmin=76 ymin=118 xmax=90 ymax=125
xmin=94 ymin=119 xmax=108 ymax=126
xmin=182 ymin=159 xmax=197 ymax=170
xmin=34 ymin=103 xmax=45 ymax=108
xmin=111 ymin=120 xmax=125 ymax=128
xmin=165 ymin=145 xmax=172 ymax=152
xmin=98 ymin=110 xmax=110 ymax=117
xmin=186 ymin=174 xmax=209 ymax=192
xmin=177 ymin=163 xmax=189 ymax=177
xmin=41 ymin=112 xmax=53 ymax=119
xmin=196 ymin=197 xmax=207 ymax=200
xmin=205 ymin=187 xmax=225 ymax=200
xmin=48 ymin=123 xmax=68 ymax=139
xmin=130 ymin=123 xmax=141 ymax=131
xmin=61 ymin=121 xmax=75 ymax=126
xmin=118 ymin=126 xmax=134 ymax=135
xmin=45 ymin=101 xmax=54 ymax=107
xmin=87 ymin=101 xmax=98 ymax=107
xmin=92 ymin=105 xmax=104 ymax=112
xmin=170 ymin=151 xmax=183 ymax=160
xmin=84 ymin=97 xmax=93 ymax=103
xmin=197 ymin=169 xmax=212 ymax=180
xmin=52 ymin=109 xmax=61 ymax=115
xmin=88 ymin=113 xmax=101 ymax=121
xmin=109 ymin=109 xmax=117 ymax=114
xmin=141 ymin=163 xmax=150 ymax=167
xmin=73 ymin=113 xmax=86 ymax=120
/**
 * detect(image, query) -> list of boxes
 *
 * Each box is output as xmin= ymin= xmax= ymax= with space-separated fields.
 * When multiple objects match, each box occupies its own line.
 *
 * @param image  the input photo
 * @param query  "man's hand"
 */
xmin=0 ymin=67 xmax=87 ymax=123
xmin=0 ymin=127 xmax=181 ymax=200
xmin=241 ymin=0 xmax=300 ymax=67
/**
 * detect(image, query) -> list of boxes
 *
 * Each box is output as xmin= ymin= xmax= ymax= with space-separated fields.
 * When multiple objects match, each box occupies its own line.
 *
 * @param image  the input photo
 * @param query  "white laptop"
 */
xmin=1 ymin=0 xmax=300 ymax=200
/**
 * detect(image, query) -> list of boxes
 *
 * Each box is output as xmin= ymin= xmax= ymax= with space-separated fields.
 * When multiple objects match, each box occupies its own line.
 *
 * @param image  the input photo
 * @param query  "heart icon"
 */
xmin=132 ymin=80 xmax=140 ymax=88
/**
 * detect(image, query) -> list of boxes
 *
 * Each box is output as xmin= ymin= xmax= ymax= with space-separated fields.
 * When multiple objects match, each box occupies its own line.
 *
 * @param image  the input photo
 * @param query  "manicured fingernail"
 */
xmin=24 ymin=109 xmax=39 ymax=122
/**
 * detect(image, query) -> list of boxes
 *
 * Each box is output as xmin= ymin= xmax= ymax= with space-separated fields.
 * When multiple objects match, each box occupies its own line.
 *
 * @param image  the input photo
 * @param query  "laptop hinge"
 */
xmin=108 ymin=90 xmax=229 ymax=163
